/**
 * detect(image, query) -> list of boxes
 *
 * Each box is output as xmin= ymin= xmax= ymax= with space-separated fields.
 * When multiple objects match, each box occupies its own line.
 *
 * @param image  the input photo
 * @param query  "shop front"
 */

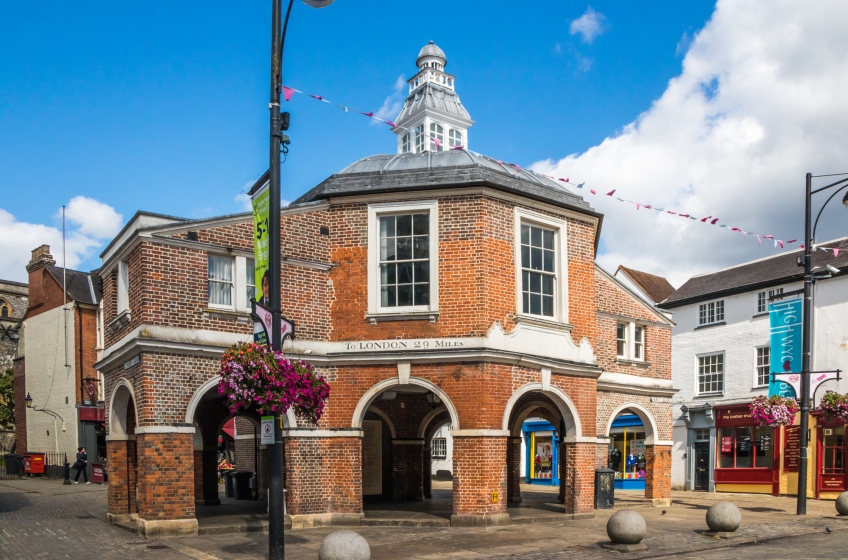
xmin=714 ymin=405 xmax=779 ymax=495
xmin=609 ymin=414 xmax=646 ymax=490
xmin=522 ymin=420 xmax=559 ymax=486
xmin=815 ymin=415 xmax=847 ymax=499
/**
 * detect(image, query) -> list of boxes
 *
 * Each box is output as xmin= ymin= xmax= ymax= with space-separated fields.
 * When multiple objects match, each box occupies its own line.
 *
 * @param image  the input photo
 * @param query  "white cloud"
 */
xmin=533 ymin=0 xmax=848 ymax=287
xmin=235 ymin=193 xmax=252 ymax=212
xmin=554 ymin=43 xmax=562 ymax=55
xmin=374 ymin=74 xmax=407 ymax=124
xmin=570 ymin=8 xmax=607 ymax=44
xmin=1 ymin=197 xmax=122 ymax=282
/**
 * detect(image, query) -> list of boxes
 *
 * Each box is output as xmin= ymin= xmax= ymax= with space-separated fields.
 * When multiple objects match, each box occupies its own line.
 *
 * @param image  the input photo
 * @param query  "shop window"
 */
xmin=367 ymin=201 xmax=439 ymax=316
xmin=822 ymin=426 xmax=845 ymax=475
xmin=431 ymin=438 xmax=447 ymax=458
xmin=718 ymin=426 xmax=773 ymax=468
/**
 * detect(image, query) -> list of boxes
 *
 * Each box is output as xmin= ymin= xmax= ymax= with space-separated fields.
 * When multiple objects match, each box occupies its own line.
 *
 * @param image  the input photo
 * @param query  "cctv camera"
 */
xmin=826 ymin=264 xmax=841 ymax=274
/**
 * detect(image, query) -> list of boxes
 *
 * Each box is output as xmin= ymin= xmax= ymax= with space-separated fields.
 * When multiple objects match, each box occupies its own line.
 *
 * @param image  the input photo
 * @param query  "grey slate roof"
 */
xmin=291 ymin=150 xmax=596 ymax=216
xmin=46 ymin=266 xmax=102 ymax=305
xmin=660 ymin=237 xmax=848 ymax=308
xmin=395 ymin=82 xmax=472 ymax=125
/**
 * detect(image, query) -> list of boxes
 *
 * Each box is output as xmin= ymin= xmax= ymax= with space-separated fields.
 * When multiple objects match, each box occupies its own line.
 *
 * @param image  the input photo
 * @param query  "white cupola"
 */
xmin=393 ymin=41 xmax=474 ymax=155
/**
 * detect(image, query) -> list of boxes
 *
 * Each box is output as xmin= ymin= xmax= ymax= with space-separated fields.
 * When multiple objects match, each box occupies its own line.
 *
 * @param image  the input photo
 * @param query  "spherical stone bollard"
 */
xmin=706 ymin=501 xmax=741 ymax=533
xmin=606 ymin=509 xmax=647 ymax=545
xmin=318 ymin=530 xmax=371 ymax=560
xmin=836 ymin=492 xmax=848 ymax=516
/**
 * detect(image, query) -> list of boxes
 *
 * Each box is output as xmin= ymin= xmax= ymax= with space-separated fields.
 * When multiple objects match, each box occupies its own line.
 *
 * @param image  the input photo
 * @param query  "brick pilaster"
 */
xmin=452 ymin=436 xmax=508 ymax=525
xmin=136 ymin=432 xmax=195 ymax=520
xmin=284 ymin=436 xmax=362 ymax=516
xmin=507 ymin=437 xmax=522 ymax=502
xmin=645 ymin=444 xmax=671 ymax=506
xmin=563 ymin=442 xmax=595 ymax=516
xmin=107 ymin=439 xmax=133 ymax=516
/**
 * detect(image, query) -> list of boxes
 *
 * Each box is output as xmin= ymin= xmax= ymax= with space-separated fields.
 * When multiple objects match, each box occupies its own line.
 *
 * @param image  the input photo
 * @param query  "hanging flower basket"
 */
xmin=818 ymin=391 xmax=848 ymax=426
xmin=217 ymin=342 xmax=330 ymax=424
xmin=749 ymin=395 xmax=799 ymax=427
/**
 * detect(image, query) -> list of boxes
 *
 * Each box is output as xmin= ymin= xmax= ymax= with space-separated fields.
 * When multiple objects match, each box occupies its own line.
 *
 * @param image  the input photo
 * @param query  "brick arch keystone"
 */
xmin=352 ymin=377 xmax=460 ymax=431
xmin=502 ymin=382 xmax=581 ymax=438
xmin=604 ymin=402 xmax=659 ymax=445
xmin=185 ymin=375 xmax=297 ymax=428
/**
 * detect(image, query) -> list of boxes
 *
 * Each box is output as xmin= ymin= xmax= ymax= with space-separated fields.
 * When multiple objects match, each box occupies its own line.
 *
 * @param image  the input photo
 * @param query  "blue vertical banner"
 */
xmin=768 ymin=298 xmax=803 ymax=397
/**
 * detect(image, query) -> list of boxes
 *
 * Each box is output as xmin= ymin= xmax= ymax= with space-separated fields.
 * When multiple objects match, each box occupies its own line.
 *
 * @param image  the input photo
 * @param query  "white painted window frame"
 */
xmin=616 ymin=321 xmax=646 ymax=362
xmin=432 ymin=437 xmax=447 ymax=458
xmin=696 ymin=351 xmax=725 ymax=396
xmin=117 ymin=261 xmax=130 ymax=313
xmin=698 ymin=299 xmax=725 ymax=325
xmin=616 ymin=322 xmax=628 ymax=358
xmin=754 ymin=345 xmax=770 ymax=388
xmin=367 ymin=200 xmax=439 ymax=316
xmin=208 ymin=254 xmax=253 ymax=312
xmin=514 ymin=208 xmax=569 ymax=324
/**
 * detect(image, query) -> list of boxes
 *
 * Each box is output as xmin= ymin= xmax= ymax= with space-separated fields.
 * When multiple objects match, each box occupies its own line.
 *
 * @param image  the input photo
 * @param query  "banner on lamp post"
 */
xmin=252 ymin=299 xmax=295 ymax=347
xmin=252 ymin=184 xmax=271 ymax=309
xmin=768 ymin=298 xmax=803 ymax=398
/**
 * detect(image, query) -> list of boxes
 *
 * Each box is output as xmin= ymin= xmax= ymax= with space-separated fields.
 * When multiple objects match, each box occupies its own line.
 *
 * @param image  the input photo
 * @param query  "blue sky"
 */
xmin=4 ymin=1 xmax=847 ymax=286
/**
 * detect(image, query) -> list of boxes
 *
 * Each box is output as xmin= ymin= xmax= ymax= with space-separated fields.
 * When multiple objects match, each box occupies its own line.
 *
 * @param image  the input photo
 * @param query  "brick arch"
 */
xmin=108 ymin=379 xmax=138 ymax=438
xmin=351 ymin=377 xmax=460 ymax=431
xmin=508 ymin=399 xmax=562 ymax=437
xmin=501 ymin=382 xmax=581 ymax=438
xmin=184 ymin=374 xmax=297 ymax=428
xmin=417 ymin=406 xmax=449 ymax=439
xmin=367 ymin=406 xmax=397 ymax=438
xmin=604 ymin=402 xmax=658 ymax=445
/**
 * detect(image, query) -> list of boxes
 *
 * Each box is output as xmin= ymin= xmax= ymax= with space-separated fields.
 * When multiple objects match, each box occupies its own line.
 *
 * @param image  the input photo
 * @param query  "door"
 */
xmin=694 ymin=442 xmax=710 ymax=491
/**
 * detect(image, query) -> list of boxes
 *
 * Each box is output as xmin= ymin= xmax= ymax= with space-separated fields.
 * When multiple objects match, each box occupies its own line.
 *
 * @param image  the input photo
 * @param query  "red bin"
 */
xmin=22 ymin=453 xmax=45 ymax=475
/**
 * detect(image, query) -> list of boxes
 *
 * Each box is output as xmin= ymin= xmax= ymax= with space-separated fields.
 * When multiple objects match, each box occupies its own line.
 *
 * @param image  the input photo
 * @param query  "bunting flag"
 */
xmin=278 ymin=83 xmax=845 ymax=257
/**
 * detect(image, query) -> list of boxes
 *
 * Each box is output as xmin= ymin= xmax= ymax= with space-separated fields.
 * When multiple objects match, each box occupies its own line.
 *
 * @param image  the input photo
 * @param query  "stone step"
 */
xmin=361 ymin=517 xmax=451 ymax=527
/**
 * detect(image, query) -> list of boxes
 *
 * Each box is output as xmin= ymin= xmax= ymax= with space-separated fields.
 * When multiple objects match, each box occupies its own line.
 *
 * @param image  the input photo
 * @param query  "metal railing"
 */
xmin=1 ymin=451 xmax=69 ymax=480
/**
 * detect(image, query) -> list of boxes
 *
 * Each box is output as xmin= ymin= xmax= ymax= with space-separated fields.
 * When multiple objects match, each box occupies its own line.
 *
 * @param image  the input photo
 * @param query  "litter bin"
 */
xmin=594 ymin=468 xmax=615 ymax=509
xmin=223 ymin=471 xmax=235 ymax=498
xmin=232 ymin=471 xmax=253 ymax=500
xmin=22 ymin=453 xmax=46 ymax=475
xmin=5 ymin=454 xmax=21 ymax=476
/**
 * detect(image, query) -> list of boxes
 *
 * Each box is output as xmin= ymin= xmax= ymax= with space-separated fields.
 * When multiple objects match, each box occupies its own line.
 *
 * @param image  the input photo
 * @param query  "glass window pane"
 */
xmin=542 ymin=296 xmax=554 ymax=317
xmin=718 ymin=428 xmax=734 ymax=469
xmin=413 ymin=214 xmax=429 ymax=235
xmin=380 ymin=216 xmax=394 ymax=237
xmin=413 ymin=236 xmax=429 ymax=259
xmin=521 ymin=225 xmax=530 ymax=245
xmin=755 ymin=427 xmax=774 ymax=468
xmin=381 ymin=263 xmax=396 ymax=285
xmin=414 ymin=283 xmax=429 ymax=306
xmin=381 ymin=286 xmax=396 ymax=307
xmin=397 ymin=284 xmax=412 ymax=306
xmin=531 ymin=247 xmax=543 ymax=270
xmin=530 ymin=293 xmax=541 ymax=315
xmin=543 ymin=249 xmax=554 ymax=273
xmin=397 ymin=262 xmax=412 ymax=284
xmin=381 ymin=238 xmax=395 ymax=261
xmin=529 ymin=272 xmax=541 ymax=293
xmin=397 ymin=215 xmax=412 ymax=236
xmin=522 ymin=270 xmax=530 ymax=292
xmin=530 ymin=226 xmax=542 ymax=247
xmin=735 ymin=427 xmax=753 ymax=468
xmin=521 ymin=246 xmax=530 ymax=269
xmin=208 ymin=255 xmax=233 ymax=281
xmin=541 ymin=274 xmax=553 ymax=295
xmin=396 ymin=237 xmax=412 ymax=260
xmin=523 ymin=292 xmax=530 ymax=313
xmin=414 ymin=261 xmax=430 ymax=283
xmin=542 ymin=230 xmax=554 ymax=250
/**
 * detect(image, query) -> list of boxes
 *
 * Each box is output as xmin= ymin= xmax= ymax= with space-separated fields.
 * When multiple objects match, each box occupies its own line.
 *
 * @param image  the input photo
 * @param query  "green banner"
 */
xmin=252 ymin=185 xmax=270 ymax=308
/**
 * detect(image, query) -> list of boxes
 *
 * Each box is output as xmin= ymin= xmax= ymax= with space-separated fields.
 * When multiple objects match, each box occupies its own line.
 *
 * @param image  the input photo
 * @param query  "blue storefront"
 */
xmin=609 ymin=414 xmax=646 ymax=490
xmin=523 ymin=420 xmax=560 ymax=486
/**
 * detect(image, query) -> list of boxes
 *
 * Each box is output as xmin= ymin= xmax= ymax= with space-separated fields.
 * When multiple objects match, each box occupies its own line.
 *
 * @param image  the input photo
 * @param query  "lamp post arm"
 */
xmin=278 ymin=0 xmax=294 ymax=93
xmin=33 ymin=407 xmax=64 ymax=423
xmin=812 ymin=181 xmax=848 ymax=242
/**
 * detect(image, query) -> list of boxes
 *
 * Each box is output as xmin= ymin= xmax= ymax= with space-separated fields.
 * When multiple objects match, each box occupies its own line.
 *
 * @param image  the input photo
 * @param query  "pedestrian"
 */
xmin=73 ymin=447 xmax=89 ymax=484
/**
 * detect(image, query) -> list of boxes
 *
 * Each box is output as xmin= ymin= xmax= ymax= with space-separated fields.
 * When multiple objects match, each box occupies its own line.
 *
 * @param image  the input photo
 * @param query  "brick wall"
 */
xmin=284 ymin=437 xmax=361 ymax=516
xmin=452 ymin=436 xmax=507 ymax=516
xmin=136 ymin=432 xmax=195 ymax=520
xmin=563 ymin=442 xmax=595 ymax=515
xmin=391 ymin=442 xmax=424 ymax=501
xmin=507 ymin=437 xmax=522 ymax=501
xmin=74 ymin=305 xmax=99 ymax=405
xmin=645 ymin=445 xmax=672 ymax=501
xmin=595 ymin=391 xmax=673 ymax=442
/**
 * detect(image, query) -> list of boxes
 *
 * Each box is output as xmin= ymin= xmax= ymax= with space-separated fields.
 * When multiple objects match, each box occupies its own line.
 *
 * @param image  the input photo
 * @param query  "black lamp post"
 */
xmin=267 ymin=1 xmax=334 ymax=558
xmin=797 ymin=173 xmax=848 ymax=515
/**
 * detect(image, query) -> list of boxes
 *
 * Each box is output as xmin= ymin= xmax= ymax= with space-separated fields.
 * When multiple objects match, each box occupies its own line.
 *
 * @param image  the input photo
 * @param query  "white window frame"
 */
xmin=757 ymin=291 xmax=767 ymax=314
xmin=117 ymin=261 xmax=130 ymax=314
xmin=514 ymin=208 xmax=568 ymax=324
xmin=432 ymin=437 xmax=447 ymax=458
xmin=698 ymin=300 xmax=725 ymax=325
xmin=208 ymin=254 xmax=253 ymax=312
xmin=633 ymin=325 xmax=645 ymax=361
xmin=449 ymin=129 xmax=462 ymax=148
xmin=616 ymin=323 xmax=628 ymax=358
xmin=696 ymin=351 xmax=725 ymax=396
xmin=402 ymin=133 xmax=411 ymax=154
xmin=430 ymin=123 xmax=444 ymax=151
xmin=367 ymin=200 xmax=439 ymax=316
xmin=414 ymin=124 xmax=425 ymax=153
xmin=755 ymin=345 xmax=770 ymax=388
xmin=616 ymin=321 xmax=646 ymax=362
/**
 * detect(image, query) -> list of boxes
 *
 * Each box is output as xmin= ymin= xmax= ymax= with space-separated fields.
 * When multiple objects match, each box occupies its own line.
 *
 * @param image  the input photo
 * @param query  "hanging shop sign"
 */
xmin=252 ymin=299 xmax=295 ymax=347
xmin=769 ymin=299 xmax=802 ymax=398
xmin=771 ymin=370 xmax=842 ymax=400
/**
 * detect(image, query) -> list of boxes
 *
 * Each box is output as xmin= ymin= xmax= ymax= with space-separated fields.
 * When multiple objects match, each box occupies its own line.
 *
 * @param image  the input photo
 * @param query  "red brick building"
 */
xmin=96 ymin=42 xmax=674 ymax=537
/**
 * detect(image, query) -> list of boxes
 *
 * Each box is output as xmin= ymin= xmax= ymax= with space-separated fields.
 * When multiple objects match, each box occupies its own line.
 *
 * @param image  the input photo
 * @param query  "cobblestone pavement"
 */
xmin=3 ymin=478 xmax=848 ymax=559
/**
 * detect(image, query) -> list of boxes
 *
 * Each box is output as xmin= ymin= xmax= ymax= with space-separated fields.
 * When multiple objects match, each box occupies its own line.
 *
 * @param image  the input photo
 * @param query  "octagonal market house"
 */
xmin=97 ymin=42 xmax=674 ymax=537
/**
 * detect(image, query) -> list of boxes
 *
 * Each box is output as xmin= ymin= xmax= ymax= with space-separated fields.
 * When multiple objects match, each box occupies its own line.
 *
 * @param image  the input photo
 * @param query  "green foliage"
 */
xmin=0 ymin=368 xmax=13 ymax=429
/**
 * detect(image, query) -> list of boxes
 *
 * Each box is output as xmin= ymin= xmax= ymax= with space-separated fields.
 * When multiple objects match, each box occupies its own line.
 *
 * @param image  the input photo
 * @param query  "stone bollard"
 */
xmin=318 ymin=530 xmax=371 ymax=560
xmin=705 ymin=501 xmax=741 ymax=538
xmin=602 ymin=509 xmax=647 ymax=552
xmin=836 ymin=492 xmax=848 ymax=516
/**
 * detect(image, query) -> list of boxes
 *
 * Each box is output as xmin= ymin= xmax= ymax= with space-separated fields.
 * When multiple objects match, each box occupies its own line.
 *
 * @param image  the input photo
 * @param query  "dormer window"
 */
xmin=402 ymin=133 xmax=411 ymax=153
xmin=449 ymin=130 xmax=462 ymax=148
xmin=414 ymin=125 xmax=425 ymax=153
xmin=430 ymin=123 xmax=444 ymax=151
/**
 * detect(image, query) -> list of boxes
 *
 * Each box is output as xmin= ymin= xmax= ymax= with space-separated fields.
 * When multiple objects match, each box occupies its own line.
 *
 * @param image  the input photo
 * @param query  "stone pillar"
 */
xmin=451 ymin=433 xmax=509 ymax=526
xmin=562 ymin=441 xmax=595 ymax=518
xmin=507 ymin=436 xmax=522 ymax=503
xmin=423 ymin=444 xmax=433 ymax=499
xmin=645 ymin=444 xmax=672 ymax=507
xmin=106 ymin=438 xmax=137 ymax=523
xmin=135 ymin=430 xmax=198 ymax=538
xmin=283 ymin=430 xmax=364 ymax=528
xmin=392 ymin=439 xmax=424 ymax=501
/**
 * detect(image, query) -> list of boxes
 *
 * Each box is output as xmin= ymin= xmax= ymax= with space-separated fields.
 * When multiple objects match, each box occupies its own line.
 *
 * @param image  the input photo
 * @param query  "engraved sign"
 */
xmin=343 ymin=339 xmax=466 ymax=351
xmin=123 ymin=355 xmax=140 ymax=370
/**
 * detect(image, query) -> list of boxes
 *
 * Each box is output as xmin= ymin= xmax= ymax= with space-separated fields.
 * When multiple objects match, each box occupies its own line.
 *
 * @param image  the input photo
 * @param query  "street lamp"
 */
xmin=797 ymin=172 xmax=848 ymax=515
xmin=267 ymin=1 xmax=334 ymax=559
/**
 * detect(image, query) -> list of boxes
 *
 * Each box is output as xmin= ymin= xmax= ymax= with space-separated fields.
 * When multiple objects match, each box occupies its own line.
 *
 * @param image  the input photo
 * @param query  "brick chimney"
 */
xmin=26 ymin=245 xmax=55 ymax=273
xmin=23 ymin=245 xmax=58 ymax=320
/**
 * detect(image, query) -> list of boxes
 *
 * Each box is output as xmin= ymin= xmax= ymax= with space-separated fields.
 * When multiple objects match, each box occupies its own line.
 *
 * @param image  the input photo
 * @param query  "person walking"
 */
xmin=73 ymin=447 xmax=89 ymax=484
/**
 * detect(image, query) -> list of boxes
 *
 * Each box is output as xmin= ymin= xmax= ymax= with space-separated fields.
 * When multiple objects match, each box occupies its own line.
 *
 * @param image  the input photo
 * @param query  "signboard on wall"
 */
xmin=784 ymin=426 xmax=800 ymax=471
xmin=769 ymin=299 xmax=802 ymax=398
xmin=721 ymin=436 xmax=732 ymax=454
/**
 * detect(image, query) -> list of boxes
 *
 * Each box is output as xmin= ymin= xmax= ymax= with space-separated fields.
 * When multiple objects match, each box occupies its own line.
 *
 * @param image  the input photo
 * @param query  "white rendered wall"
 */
xmin=23 ymin=304 xmax=79 ymax=457
xmin=431 ymin=424 xmax=453 ymax=475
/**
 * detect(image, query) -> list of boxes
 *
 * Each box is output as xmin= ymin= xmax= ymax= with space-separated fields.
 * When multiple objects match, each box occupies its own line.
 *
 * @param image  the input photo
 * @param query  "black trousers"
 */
xmin=74 ymin=465 xmax=88 ymax=482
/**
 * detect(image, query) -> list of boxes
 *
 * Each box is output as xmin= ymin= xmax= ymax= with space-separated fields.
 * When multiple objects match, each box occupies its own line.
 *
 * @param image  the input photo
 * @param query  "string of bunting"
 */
xmin=281 ymin=84 xmax=841 ymax=257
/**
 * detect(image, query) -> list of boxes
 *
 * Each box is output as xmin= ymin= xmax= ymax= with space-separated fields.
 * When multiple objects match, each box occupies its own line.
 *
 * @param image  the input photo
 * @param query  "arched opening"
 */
xmin=604 ymin=404 xmax=659 ymax=503
xmin=107 ymin=382 xmax=138 ymax=518
xmin=353 ymin=379 xmax=458 ymax=525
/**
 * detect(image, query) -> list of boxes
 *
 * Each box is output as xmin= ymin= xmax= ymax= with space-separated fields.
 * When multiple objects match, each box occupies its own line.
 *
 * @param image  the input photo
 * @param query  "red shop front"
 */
xmin=814 ymin=413 xmax=847 ymax=498
xmin=714 ymin=405 xmax=780 ymax=496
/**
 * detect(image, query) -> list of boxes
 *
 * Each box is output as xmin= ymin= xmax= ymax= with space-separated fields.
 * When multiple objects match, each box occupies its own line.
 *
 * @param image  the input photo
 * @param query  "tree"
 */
xmin=0 ymin=368 xmax=14 ymax=429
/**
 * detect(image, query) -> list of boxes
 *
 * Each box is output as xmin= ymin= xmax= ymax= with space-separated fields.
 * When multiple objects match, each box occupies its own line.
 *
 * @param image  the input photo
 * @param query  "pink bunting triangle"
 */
xmin=606 ymin=190 xmax=616 ymax=196
xmin=834 ymin=248 xmax=840 ymax=258
xmin=710 ymin=218 xmax=720 ymax=225
xmin=384 ymin=120 xmax=397 ymax=127
xmin=310 ymin=95 xmax=323 ymax=100
xmin=282 ymin=87 xmax=295 ymax=101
